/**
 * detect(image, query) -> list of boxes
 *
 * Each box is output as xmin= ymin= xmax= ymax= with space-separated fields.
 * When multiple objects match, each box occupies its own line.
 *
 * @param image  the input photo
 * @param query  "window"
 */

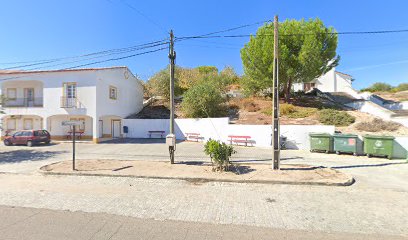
xmin=63 ymin=83 xmax=77 ymax=98
xmin=70 ymin=118 xmax=85 ymax=131
xmin=109 ymin=86 xmax=117 ymax=100
xmin=6 ymin=119 xmax=16 ymax=130
xmin=7 ymin=88 xmax=17 ymax=100
xmin=23 ymin=119 xmax=33 ymax=130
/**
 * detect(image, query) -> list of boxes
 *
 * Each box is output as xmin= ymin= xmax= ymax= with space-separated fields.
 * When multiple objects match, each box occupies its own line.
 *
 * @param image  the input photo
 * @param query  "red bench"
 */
xmin=185 ymin=132 xmax=203 ymax=142
xmin=228 ymin=135 xmax=252 ymax=147
xmin=148 ymin=130 xmax=165 ymax=138
xmin=67 ymin=131 xmax=84 ymax=140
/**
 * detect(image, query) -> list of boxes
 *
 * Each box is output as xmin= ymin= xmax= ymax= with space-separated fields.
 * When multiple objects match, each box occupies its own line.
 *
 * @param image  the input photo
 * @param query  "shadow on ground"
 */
xmin=0 ymin=149 xmax=66 ymax=164
xmin=100 ymin=138 xmax=186 ymax=144
xmin=332 ymin=162 xmax=407 ymax=169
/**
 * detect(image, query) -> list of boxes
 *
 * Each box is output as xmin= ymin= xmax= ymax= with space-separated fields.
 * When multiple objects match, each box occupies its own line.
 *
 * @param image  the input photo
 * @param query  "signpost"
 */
xmin=62 ymin=120 xmax=83 ymax=171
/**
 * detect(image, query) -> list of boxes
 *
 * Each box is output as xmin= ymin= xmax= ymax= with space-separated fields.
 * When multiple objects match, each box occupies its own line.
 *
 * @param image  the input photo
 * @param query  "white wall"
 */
xmin=123 ymin=117 xmax=335 ymax=150
xmin=315 ymin=68 xmax=336 ymax=92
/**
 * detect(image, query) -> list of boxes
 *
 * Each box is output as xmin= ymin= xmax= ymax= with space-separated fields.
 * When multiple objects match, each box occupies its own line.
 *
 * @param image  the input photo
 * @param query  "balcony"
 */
xmin=3 ymin=98 xmax=43 ymax=107
xmin=60 ymin=97 xmax=80 ymax=108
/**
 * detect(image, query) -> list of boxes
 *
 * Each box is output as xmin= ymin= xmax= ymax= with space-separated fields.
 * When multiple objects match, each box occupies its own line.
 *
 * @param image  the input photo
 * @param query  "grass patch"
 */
xmin=355 ymin=118 xmax=402 ymax=132
xmin=262 ymin=104 xmax=318 ymax=119
xmin=318 ymin=109 xmax=355 ymax=126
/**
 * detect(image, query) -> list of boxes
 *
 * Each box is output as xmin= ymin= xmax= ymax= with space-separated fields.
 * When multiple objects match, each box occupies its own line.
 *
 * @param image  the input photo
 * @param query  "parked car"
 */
xmin=3 ymin=130 xmax=51 ymax=147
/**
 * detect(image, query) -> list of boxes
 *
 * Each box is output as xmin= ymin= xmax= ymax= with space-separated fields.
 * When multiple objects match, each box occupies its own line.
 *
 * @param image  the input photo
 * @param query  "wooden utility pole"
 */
xmin=272 ymin=15 xmax=280 ymax=170
xmin=168 ymin=30 xmax=176 ymax=164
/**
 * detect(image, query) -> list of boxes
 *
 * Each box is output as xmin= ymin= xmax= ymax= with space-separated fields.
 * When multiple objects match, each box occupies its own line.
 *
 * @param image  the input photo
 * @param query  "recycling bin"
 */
xmin=309 ymin=133 xmax=333 ymax=153
xmin=363 ymin=135 xmax=394 ymax=159
xmin=333 ymin=134 xmax=359 ymax=156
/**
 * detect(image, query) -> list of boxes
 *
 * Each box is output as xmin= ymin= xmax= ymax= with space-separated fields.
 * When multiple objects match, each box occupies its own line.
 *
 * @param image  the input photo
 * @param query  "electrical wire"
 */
xmin=0 ymin=39 xmax=168 ymax=69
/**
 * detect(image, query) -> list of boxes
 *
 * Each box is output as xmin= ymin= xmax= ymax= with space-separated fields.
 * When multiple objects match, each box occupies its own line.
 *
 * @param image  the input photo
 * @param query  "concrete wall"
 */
xmin=122 ymin=118 xmax=335 ymax=150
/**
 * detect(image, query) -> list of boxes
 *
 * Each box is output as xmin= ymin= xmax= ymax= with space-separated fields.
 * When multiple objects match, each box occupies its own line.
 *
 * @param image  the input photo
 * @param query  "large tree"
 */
xmin=241 ymin=18 xmax=339 ymax=101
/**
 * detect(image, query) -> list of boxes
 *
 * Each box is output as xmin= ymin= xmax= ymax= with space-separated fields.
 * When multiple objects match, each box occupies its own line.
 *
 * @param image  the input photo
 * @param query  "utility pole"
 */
xmin=272 ymin=15 xmax=280 ymax=170
xmin=168 ymin=30 xmax=176 ymax=164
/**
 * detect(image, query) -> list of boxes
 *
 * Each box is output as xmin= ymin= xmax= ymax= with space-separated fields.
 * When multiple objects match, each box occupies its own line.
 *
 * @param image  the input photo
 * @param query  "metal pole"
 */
xmin=272 ymin=15 xmax=280 ymax=170
xmin=73 ymin=125 xmax=76 ymax=171
xmin=169 ymin=30 xmax=176 ymax=164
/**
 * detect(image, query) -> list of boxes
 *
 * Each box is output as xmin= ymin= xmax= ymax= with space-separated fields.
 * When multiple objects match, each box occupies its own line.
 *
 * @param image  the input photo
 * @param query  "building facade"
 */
xmin=293 ymin=68 xmax=355 ymax=95
xmin=0 ymin=66 xmax=143 ymax=143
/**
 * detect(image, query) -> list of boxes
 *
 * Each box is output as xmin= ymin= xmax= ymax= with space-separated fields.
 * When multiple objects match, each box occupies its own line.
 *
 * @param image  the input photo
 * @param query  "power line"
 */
xmin=108 ymin=0 xmax=169 ymax=35
xmin=25 ymin=42 xmax=169 ymax=71
xmin=176 ymin=28 xmax=408 ymax=40
xmin=0 ymin=39 xmax=168 ymax=70
xmin=0 ymin=46 xmax=168 ymax=82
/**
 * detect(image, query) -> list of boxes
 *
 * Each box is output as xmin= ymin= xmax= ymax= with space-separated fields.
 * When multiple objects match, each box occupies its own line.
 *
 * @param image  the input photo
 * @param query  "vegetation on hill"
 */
xmin=240 ymin=18 xmax=339 ymax=101
xmin=355 ymin=118 xmax=402 ymax=132
xmin=181 ymin=82 xmax=227 ymax=118
xmin=318 ymin=109 xmax=355 ymax=126
xmin=361 ymin=82 xmax=408 ymax=93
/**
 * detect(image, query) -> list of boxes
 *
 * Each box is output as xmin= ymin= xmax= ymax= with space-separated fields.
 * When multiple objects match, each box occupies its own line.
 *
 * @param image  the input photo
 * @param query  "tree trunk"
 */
xmin=284 ymin=79 xmax=292 ymax=103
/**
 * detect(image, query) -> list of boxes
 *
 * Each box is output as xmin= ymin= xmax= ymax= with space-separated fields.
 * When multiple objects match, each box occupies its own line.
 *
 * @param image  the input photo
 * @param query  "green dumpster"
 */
xmin=363 ymin=135 xmax=395 ymax=159
xmin=333 ymin=134 xmax=359 ymax=156
xmin=309 ymin=133 xmax=333 ymax=153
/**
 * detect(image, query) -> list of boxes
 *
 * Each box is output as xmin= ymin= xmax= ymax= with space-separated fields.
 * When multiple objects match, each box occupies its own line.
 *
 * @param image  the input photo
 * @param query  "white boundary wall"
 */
xmin=123 ymin=118 xmax=335 ymax=150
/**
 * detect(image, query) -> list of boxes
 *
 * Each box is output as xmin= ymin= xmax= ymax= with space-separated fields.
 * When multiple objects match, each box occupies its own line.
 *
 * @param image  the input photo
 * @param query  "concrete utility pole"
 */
xmin=272 ymin=15 xmax=280 ymax=170
xmin=168 ymin=30 xmax=176 ymax=164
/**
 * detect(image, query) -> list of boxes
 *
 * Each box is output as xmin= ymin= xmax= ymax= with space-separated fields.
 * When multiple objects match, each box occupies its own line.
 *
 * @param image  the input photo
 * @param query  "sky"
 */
xmin=0 ymin=0 xmax=408 ymax=89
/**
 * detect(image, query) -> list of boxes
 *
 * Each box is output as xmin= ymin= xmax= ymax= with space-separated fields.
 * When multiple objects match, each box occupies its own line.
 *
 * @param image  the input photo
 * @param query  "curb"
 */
xmin=39 ymin=170 xmax=355 ymax=187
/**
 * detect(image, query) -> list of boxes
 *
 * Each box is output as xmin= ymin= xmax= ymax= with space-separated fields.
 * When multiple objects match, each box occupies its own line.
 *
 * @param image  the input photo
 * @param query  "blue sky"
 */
xmin=0 ymin=0 xmax=407 ymax=89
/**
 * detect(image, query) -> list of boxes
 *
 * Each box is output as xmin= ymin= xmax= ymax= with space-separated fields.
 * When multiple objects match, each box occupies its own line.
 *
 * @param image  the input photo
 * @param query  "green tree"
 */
xmin=241 ymin=18 xmax=339 ymax=101
xmin=392 ymin=83 xmax=408 ymax=92
xmin=361 ymin=82 xmax=393 ymax=92
xmin=181 ymin=82 xmax=226 ymax=118
xmin=146 ymin=66 xmax=182 ymax=100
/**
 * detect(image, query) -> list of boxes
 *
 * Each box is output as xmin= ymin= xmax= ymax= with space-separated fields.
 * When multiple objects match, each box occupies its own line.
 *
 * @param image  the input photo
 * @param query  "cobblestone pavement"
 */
xmin=1 ymin=206 xmax=405 ymax=240
xmin=0 ymin=141 xmax=408 ymax=237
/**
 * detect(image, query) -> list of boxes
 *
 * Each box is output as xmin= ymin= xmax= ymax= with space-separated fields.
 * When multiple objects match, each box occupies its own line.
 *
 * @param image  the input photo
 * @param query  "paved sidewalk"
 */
xmin=0 ymin=205 xmax=405 ymax=240
xmin=0 ymin=174 xmax=407 ymax=237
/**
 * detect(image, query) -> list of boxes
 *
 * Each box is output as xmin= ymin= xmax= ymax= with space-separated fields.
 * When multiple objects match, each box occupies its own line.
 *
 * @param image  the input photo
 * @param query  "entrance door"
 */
xmin=23 ymin=119 xmax=33 ymax=130
xmin=99 ymin=120 xmax=103 ymax=138
xmin=24 ymin=88 xmax=34 ymax=107
xmin=112 ymin=120 xmax=121 ymax=138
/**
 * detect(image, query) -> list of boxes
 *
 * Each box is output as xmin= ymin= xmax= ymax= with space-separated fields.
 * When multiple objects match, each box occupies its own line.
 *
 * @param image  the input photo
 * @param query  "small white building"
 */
xmin=0 ymin=66 xmax=143 ymax=143
xmin=293 ymin=68 xmax=356 ymax=95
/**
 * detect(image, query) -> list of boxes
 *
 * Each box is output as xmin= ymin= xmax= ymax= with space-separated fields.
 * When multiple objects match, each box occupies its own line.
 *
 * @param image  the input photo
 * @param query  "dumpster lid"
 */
xmin=363 ymin=135 xmax=395 ymax=140
xmin=309 ymin=133 xmax=332 ymax=137
xmin=333 ymin=133 xmax=358 ymax=138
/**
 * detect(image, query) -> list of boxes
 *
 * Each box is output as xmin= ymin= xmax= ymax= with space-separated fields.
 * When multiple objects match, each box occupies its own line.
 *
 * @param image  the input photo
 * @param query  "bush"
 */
xmin=181 ymin=82 xmax=227 ymax=118
xmin=318 ymin=109 xmax=355 ymax=126
xmin=204 ymin=139 xmax=236 ymax=171
xmin=355 ymin=118 xmax=402 ymax=132
xmin=361 ymin=82 xmax=393 ymax=92
xmin=392 ymin=83 xmax=408 ymax=92
xmin=261 ymin=104 xmax=318 ymax=119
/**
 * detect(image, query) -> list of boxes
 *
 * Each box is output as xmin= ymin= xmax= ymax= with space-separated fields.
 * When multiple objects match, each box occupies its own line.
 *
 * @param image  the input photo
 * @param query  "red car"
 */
xmin=3 ymin=130 xmax=51 ymax=147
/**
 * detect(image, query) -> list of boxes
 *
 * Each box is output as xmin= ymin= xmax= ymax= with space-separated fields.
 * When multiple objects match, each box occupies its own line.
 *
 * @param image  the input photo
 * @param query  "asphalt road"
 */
xmin=0 ymin=205 xmax=405 ymax=240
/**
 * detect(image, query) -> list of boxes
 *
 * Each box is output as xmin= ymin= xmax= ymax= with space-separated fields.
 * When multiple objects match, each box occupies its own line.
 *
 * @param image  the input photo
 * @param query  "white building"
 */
xmin=293 ymin=68 xmax=356 ymax=95
xmin=0 ymin=66 xmax=143 ymax=143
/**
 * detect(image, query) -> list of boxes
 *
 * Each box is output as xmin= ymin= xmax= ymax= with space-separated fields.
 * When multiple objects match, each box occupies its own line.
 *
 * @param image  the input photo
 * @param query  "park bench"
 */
xmin=228 ymin=135 xmax=253 ymax=147
xmin=185 ymin=132 xmax=203 ymax=142
xmin=148 ymin=130 xmax=165 ymax=138
xmin=66 ymin=131 xmax=84 ymax=140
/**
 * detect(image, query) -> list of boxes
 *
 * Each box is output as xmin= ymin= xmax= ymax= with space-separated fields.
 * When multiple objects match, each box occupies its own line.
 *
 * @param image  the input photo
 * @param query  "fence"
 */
xmin=122 ymin=118 xmax=335 ymax=150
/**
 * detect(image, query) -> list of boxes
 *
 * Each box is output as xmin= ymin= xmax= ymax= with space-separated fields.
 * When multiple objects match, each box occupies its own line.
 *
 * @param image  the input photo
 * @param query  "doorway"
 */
xmin=112 ymin=120 xmax=121 ymax=138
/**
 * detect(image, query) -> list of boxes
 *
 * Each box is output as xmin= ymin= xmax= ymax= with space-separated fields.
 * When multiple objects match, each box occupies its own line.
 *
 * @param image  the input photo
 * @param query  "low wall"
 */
xmin=123 ymin=118 xmax=335 ymax=150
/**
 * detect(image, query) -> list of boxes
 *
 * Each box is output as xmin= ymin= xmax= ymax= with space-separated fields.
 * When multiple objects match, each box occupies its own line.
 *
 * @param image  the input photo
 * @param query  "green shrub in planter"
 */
xmin=204 ymin=139 xmax=236 ymax=171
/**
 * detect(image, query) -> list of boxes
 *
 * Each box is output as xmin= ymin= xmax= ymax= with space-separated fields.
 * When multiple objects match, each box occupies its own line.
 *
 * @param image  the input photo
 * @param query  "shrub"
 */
xmin=361 ymin=82 xmax=393 ymax=92
xmin=261 ymin=104 xmax=318 ymax=119
xmin=392 ymin=83 xmax=408 ymax=92
xmin=318 ymin=109 xmax=355 ymax=126
xmin=204 ymin=139 xmax=236 ymax=171
xmin=181 ymin=82 xmax=227 ymax=118
xmin=355 ymin=118 xmax=402 ymax=132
